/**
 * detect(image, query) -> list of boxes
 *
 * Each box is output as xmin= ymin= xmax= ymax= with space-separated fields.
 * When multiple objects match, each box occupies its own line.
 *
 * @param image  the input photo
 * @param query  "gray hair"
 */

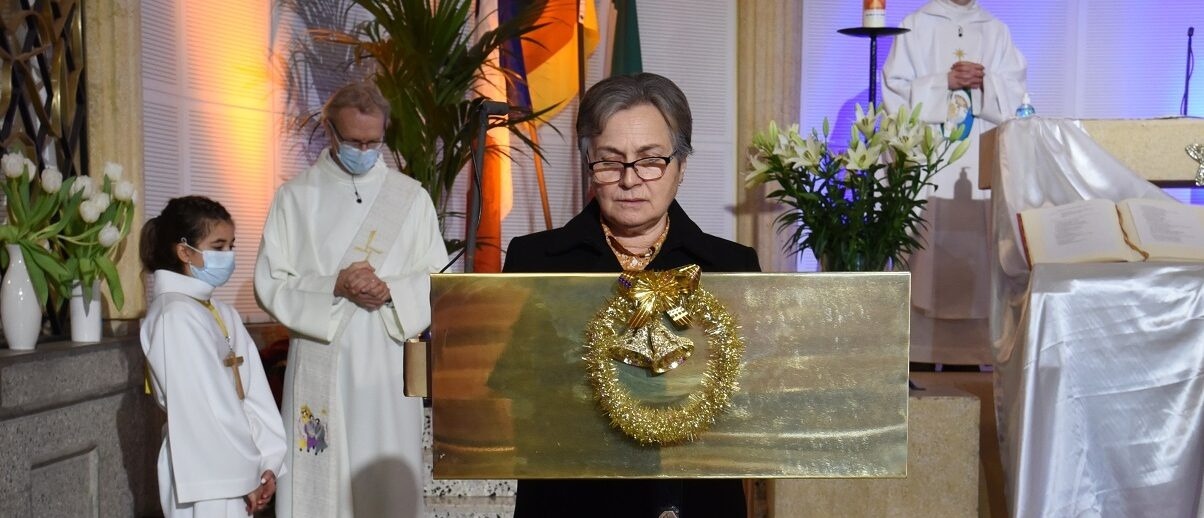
xmin=322 ymin=82 xmax=391 ymax=122
xmin=576 ymin=73 xmax=693 ymax=161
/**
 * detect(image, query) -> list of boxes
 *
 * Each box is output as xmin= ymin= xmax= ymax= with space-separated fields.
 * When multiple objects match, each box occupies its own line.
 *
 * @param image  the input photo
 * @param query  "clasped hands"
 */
xmin=947 ymin=61 xmax=985 ymax=90
xmin=335 ymin=261 xmax=391 ymax=311
xmin=244 ymin=470 xmax=276 ymax=514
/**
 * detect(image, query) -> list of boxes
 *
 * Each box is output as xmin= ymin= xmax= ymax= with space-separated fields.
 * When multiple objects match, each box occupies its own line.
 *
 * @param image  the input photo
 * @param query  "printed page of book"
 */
xmin=1118 ymin=199 xmax=1204 ymax=262
xmin=1019 ymin=199 xmax=1143 ymax=265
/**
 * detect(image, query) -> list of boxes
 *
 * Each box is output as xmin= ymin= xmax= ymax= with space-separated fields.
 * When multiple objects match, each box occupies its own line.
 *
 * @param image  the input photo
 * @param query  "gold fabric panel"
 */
xmin=430 ymin=273 xmax=910 ymax=479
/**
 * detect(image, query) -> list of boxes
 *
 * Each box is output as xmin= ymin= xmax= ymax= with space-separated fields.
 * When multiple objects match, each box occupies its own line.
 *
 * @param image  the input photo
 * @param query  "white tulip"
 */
xmin=91 ymin=192 xmax=112 ymax=212
xmin=24 ymin=158 xmax=36 ymax=180
xmin=97 ymin=222 xmax=121 ymax=247
xmin=40 ymin=166 xmax=62 ymax=193
xmin=69 ymin=176 xmax=95 ymax=199
xmin=2 ymin=153 xmax=26 ymax=178
xmin=103 ymin=162 xmax=123 ymax=182
xmin=79 ymin=200 xmax=102 ymax=223
xmin=113 ymin=180 xmax=136 ymax=202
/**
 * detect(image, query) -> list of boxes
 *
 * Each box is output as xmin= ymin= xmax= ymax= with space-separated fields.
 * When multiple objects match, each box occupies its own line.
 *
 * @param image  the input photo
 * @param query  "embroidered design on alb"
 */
xmin=297 ymin=404 xmax=329 ymax=454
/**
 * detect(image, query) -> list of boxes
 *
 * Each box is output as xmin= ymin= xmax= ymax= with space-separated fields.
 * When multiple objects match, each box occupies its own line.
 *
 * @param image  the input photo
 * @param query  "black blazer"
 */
xmin=504 ymin=200 xmax=761 ymax=274
xmin=502 ymin=200 xmax=759 ymax=518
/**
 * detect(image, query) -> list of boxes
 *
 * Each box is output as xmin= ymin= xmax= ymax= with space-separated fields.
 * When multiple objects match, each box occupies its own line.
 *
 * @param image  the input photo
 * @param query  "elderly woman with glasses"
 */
xmin=502 ymin=73 xmax=758 ymax=518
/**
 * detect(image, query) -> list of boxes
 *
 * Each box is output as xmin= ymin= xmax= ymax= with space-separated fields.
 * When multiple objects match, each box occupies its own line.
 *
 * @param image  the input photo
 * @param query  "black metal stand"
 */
xmin=838 ymin=26 xmax=910 ymax=107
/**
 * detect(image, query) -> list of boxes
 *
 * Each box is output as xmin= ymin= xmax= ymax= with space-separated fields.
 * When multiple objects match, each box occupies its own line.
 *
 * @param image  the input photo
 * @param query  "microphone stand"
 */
xmin=463 ymin=100 xmax=510 ymax=272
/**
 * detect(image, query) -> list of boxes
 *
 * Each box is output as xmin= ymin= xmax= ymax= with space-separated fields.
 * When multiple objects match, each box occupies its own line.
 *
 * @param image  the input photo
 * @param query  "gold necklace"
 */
xmin=601 ymin=217 xmax=670 ymax=271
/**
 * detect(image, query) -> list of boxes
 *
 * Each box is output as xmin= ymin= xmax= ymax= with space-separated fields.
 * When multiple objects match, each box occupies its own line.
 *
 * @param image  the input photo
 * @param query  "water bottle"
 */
xmin=1015 ymin=93 xmax=1036 ymax=118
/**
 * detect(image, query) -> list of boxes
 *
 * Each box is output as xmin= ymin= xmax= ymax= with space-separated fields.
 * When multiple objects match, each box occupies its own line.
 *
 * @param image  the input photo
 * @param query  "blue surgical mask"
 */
xmin=336 ymin=144 xmax=381 ymax=176
xmin=184 ymin=243 xmax=236 ymax=287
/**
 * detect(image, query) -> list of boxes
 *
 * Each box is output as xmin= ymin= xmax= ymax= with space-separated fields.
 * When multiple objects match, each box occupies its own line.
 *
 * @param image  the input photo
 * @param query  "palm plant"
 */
xmin=295 ymin=0 xmax=551 ymax=231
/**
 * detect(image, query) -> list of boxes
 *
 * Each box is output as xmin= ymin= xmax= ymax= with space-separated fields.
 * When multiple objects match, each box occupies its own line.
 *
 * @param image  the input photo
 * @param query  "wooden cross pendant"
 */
xmin=224 ymin=351 xmax=246 ymax=400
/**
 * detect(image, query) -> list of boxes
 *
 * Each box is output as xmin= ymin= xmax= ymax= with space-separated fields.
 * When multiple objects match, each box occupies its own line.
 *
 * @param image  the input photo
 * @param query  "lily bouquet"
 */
xmin=0 ymin=151 xmax=136 ymax=309
xmin=746 ymin=104 xmax=969 ymax=271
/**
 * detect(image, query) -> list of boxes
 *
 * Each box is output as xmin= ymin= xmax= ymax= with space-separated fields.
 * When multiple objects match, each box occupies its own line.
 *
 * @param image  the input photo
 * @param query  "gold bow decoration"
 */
xmin=1187 ymin=144 xmax=1204 ymax=187
xmin=612 ymin=265 xmax=702 ymax=373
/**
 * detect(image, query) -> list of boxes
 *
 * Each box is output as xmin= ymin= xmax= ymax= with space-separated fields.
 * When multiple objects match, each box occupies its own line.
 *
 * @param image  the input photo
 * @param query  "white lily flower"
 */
xmin=40 ymin=166 xmax=63 ymax=193
xmin=853 ymin=104 xmax=878 ymax=140
xmin=114 ymin=180 xmax=136 ymax=202
xmin=788 ymin=136 xmax=826 ymax=169
xmin=79 ymin=199 xmax=102 ymax=223
xmin=843 ymin=139 xmax=881 ymax=171
xmin=98 ymin=222 xmax=122 ymax=247
xmin=103 ymin=162 xmax=124 ymax=182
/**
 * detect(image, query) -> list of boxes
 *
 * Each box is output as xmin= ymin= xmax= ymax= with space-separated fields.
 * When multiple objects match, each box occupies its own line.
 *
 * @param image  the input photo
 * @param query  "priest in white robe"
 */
xmin=255 ymin=83 xmax=448 ymax=517
xmin=882 ymin=0 xmax=1027 ymax=365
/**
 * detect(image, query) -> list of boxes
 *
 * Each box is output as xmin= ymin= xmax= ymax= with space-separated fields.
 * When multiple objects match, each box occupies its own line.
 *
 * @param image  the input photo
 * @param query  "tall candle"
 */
xmin=863 ymin=0 xmax=886 ymax=28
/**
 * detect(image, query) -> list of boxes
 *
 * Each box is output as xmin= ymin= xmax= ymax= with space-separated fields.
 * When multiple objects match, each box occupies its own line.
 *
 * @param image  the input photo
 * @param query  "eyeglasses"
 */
xmin=586 ymin=156 xmax=674 ymax=184
xmin=328 ymin=122 xmax=385 ymax=151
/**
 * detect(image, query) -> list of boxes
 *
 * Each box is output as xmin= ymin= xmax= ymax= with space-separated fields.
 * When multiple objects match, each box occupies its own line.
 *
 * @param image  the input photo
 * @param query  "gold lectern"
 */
xmin=419 ymin=273 xmax=910 ymax=480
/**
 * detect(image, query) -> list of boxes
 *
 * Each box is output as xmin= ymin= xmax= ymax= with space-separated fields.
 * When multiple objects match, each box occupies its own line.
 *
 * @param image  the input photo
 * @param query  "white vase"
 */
xmin=70 ymin=280 xmax=103 ymax=343
xmin=1 ymin=243 xmax=43 ymax=350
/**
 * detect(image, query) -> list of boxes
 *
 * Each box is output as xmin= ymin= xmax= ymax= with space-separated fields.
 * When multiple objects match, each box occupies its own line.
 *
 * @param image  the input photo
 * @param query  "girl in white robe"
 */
xmin=140 ymin=196 xmax=288 ymax=517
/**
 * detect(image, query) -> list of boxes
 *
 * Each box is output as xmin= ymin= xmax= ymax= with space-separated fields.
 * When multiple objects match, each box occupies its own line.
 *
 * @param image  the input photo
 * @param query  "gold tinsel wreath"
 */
xmin=584 ymin=285 xmax=745 ymax=445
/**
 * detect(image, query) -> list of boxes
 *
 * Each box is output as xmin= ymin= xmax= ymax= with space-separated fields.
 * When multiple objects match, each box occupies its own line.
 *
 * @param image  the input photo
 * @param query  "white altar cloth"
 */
xmin=996 ymin=263 xmax=1204 ymax=517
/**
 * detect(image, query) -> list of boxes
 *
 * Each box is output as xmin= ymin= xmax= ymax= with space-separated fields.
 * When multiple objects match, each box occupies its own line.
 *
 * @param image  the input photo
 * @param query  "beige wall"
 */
xmin=86 ymin=0 xmax=146 ymax=319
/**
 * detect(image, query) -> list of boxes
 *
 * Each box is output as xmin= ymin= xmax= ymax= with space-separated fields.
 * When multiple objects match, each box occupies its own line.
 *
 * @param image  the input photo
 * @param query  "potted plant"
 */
xmin=745 ymin=104 xmax=970 ymax=271
xmin=53 ymin=161 xmax=137 ymax=341
xmin=290 ymin=0 xmax=552 ymax=247
xmin=0 ymin=152 xmax=71 ymax=349
xmin=0 ymin=150 xmax=136 ymax=347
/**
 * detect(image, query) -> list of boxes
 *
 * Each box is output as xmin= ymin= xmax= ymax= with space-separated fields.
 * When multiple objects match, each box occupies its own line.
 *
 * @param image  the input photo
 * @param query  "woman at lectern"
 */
xmin=502 ymin=73 xmax=760 ymax=518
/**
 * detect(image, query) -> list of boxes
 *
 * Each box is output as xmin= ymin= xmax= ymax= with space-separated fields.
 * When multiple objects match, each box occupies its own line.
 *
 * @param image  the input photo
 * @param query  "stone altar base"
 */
xmin=0 ymin=338 xmax=161 ymax=517
xmin=772 ymin=386 xmax=981 ymax=517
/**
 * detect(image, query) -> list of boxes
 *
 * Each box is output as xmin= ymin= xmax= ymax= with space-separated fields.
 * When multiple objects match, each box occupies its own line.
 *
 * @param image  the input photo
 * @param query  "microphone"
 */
xmin=1183 ymin=27 xmax=1195 ymax=116
xmin=481 ymin=100 xmax=510 ymax=116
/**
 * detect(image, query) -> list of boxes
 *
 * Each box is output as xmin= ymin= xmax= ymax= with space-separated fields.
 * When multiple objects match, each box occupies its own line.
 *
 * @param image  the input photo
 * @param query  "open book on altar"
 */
xmin=1018 ymin=198 xmax=1204 ymax=266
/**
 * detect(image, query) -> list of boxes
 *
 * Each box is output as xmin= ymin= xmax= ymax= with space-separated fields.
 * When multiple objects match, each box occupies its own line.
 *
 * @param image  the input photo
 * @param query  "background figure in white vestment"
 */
xmin=140 ymin=196 xmax=287 ymax=517
xmin=255 ymin=82 xmax=448 ymax=517
xmin=883 ymin=0 xmax=1027 ymax=365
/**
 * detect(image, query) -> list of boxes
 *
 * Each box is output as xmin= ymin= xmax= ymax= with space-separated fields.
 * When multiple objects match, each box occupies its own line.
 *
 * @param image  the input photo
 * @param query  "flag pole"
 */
xmin=577 ymin=0 xmax=590 ymax=204
xmin=527 ymin=121 xmax=553 ymax=229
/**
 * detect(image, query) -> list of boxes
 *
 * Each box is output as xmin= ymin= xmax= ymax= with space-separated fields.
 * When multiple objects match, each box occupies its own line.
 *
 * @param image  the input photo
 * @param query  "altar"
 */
xmin=986 ymin=117 xmax=1204 ymax=516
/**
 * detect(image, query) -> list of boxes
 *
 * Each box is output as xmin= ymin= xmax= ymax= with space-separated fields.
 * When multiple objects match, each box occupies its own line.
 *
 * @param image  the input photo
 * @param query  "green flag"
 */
xmin=610 ymin=0 xmax=642 ymax=76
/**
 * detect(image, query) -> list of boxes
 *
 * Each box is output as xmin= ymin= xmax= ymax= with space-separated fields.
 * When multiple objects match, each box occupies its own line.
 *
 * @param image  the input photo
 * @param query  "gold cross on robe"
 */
xmin=355 ymin=230 xmax=385 ymax=263
xmin=224 ymin=351 xmax=246 ymax=400
xmin=954 ymin=49 xmax=967 ymax=60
